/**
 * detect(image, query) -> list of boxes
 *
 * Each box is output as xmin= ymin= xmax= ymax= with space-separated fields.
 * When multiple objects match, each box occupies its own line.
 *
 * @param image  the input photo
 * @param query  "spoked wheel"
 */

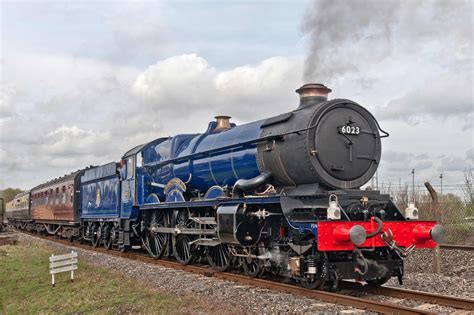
xmin=103 ymin=224 xmax=114 ymax=250
xmin=366 ymin=276 xmax=390 ymax=287
xmin=241 ymin=246 xmax=264 ymax=278
xmin=142 ymin=211 xmax=169 ymax=259
xmin=173 ymin=209 xmax=201 ymax=264
xmin=206 ymin=244 xmax=231 ymax=272
xmin=92 ymin=224 xmax=100 ymax=248
xmin=174 ymin=235 xmax=196 ymax=264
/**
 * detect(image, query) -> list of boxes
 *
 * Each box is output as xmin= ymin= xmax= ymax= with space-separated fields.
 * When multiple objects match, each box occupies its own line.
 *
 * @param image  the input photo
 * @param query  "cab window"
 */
xmin=126 ymin=157 xmax=135 ymax=179
xmin=136 ymin=153 xmax=143 ymax=168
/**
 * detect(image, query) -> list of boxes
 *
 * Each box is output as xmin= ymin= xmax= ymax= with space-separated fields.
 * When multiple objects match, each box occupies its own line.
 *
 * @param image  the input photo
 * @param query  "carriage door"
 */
xmin=121 ymin=156 xmax=136 ymax=218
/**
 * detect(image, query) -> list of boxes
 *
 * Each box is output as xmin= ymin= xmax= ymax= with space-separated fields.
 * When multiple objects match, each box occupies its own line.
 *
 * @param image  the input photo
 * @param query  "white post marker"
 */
xmin=49 ymin=251 xmax=78 ymax=286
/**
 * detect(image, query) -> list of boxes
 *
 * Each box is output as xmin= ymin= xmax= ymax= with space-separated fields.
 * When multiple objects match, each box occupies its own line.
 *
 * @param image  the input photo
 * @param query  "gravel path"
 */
xmin=387 ymin=248 xmax=474 ymax=300
xmin=16 ymin=233 xmax=364 ymax=314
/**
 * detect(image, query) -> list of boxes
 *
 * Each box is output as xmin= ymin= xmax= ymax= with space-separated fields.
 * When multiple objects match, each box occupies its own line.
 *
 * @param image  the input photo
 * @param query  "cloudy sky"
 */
xmin=1 ymin=0 xmax=472 ymax=196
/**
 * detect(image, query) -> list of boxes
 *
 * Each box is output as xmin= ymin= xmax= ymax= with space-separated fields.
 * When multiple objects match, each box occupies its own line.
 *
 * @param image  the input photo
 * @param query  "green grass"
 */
xmin=0 ymin=243 xmax=188 ymax=314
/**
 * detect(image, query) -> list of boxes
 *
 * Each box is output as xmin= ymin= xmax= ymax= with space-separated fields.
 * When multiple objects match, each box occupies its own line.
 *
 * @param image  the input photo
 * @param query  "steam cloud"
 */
xmin=302 ymin=0 xmax=472 ymax=83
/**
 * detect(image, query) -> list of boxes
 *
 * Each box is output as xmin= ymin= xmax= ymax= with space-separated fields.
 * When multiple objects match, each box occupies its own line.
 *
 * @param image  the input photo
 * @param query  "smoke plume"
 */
xmin=302 ymin=0 xmax=472 ymax=83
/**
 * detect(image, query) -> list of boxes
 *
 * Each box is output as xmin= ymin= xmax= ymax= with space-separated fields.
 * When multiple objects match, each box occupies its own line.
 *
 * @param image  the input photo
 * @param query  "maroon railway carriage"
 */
xmin=30 ymin=170 xmax=84 ymax=239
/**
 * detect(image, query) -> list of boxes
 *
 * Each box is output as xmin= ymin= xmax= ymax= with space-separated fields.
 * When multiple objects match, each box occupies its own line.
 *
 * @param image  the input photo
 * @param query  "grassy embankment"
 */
xmin=0 ymin=243 xmax=190 ymax=314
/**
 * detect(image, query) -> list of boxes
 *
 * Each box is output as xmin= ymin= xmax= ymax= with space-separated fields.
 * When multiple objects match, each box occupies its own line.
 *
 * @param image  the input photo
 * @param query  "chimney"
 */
xmin=213 ymin=115 xmax=232 ymax=132
xmin=295 ymin=83 xmax=331 ymax=108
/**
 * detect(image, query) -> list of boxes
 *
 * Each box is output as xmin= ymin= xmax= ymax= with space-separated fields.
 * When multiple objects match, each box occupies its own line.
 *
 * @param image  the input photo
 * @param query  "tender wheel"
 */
xmin=103 ymin=224 xmax=114 ymax=250
xmin=366 ymin=276 xmax=390 ymax=287
xmin=92 ymin=224 xmax=100 ymax=248
xmin=142 ymin=211 xmax=169 ymax=259
xmin=206 ymin=244 xmax=231 ymax=272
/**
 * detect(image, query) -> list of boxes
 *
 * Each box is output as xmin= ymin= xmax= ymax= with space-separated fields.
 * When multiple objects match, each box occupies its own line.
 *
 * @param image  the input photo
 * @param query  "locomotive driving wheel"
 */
xmin=206 ymin=244 xmax=231 ymax=272
xmin=142 ymin=211 xmax=169 ymax=259
xmin=173 ymin=209 xmax=202 ymax=264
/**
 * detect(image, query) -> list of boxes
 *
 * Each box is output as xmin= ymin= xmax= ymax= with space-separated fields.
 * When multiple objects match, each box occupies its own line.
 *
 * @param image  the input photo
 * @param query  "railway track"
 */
xmin=439 ymin=244 xmax=474 ymax=251
xmin=16 ymin=231 xmax=474 ymax=314
xmin=340 ymin=282 xmax=473 ymax=311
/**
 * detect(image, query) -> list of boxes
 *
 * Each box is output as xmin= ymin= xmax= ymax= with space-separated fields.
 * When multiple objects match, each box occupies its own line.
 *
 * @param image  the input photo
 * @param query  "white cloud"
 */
xmin=133 ymin=54 xmax=303 ymax=122
xmin=133 ymin=54 xmax=217 ymax=113
xmin=374 ymin=71 xmax=473 ymax=123
xmin=0 ymin=52 xmax=303 ymax=189
xmin=0 ymin=84 xmax=18 ymax=118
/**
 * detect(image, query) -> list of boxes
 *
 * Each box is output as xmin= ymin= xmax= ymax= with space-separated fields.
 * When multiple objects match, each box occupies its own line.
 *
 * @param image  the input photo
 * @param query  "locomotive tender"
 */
xmin=7 ymin=84 xmax=444 ymax=289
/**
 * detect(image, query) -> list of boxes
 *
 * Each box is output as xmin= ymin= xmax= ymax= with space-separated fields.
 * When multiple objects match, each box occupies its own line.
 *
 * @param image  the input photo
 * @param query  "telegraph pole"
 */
xmin=411 ymin=169 xmax=415 ymax=202
xmin=439 ymin=173 xmax=443 ymax=196
xmin=376 ymin=170 xmax=379 ymax=190
xmin=0 ymin=197 xmax=4 ymax=232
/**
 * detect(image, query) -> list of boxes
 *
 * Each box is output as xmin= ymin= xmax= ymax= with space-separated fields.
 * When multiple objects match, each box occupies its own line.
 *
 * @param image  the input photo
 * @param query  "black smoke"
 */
xmin=302 ymin=0 xmax=472 ymax=84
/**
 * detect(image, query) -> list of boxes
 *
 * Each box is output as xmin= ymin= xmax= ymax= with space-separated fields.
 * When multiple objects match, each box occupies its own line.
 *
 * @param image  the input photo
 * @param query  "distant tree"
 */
xmin=462 ymin=167 xmax=474 ymax=218
xmin=0 ymin=188 xmax=24 ymax=203
xmin=440 ymin=193 xmax=463 ymax=205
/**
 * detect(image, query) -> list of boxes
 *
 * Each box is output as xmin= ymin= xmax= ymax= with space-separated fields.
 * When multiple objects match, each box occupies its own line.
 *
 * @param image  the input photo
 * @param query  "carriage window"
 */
xmin=55 ymin=188 xmax=59 ymax=205
xmin=62 ymin=186 xmax=66 ymax=204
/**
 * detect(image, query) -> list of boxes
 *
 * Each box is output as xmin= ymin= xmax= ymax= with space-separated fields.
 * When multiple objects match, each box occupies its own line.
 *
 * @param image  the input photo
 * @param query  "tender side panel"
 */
xmin=80 ymin=163 xmax=120 ymax=219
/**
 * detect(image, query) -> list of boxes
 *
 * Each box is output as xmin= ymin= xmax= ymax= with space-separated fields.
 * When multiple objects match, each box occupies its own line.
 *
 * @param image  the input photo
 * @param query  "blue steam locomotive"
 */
xmin=13 ymin=84 xmax=444 ymax=289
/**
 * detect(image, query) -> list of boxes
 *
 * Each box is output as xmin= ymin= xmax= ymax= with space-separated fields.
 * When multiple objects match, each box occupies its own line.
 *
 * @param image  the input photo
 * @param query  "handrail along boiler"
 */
xmin=7 ymin=83 xmax=444 ymax=289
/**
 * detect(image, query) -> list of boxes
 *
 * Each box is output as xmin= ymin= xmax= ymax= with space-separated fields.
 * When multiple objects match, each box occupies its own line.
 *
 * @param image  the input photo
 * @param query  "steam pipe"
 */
xmin=366 ymin=217 xmax=383 ymax=238
xmin=232 ymin=173 xmax=272 ymax=199
xmin=424 ymin=182 xmax=438 ymax=207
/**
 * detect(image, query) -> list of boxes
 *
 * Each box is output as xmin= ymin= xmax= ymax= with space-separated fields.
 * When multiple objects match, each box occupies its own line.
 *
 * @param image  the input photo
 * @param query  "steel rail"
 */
xmin=439 ymin=244 xmax=474 ymax=251
xmin=370 ymin=286 xmax=474 ymax=311
xmin=340 ymin=282 xmax=474 ymax=311
xmin=15 ymin=231 xmax=438 ymax=315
